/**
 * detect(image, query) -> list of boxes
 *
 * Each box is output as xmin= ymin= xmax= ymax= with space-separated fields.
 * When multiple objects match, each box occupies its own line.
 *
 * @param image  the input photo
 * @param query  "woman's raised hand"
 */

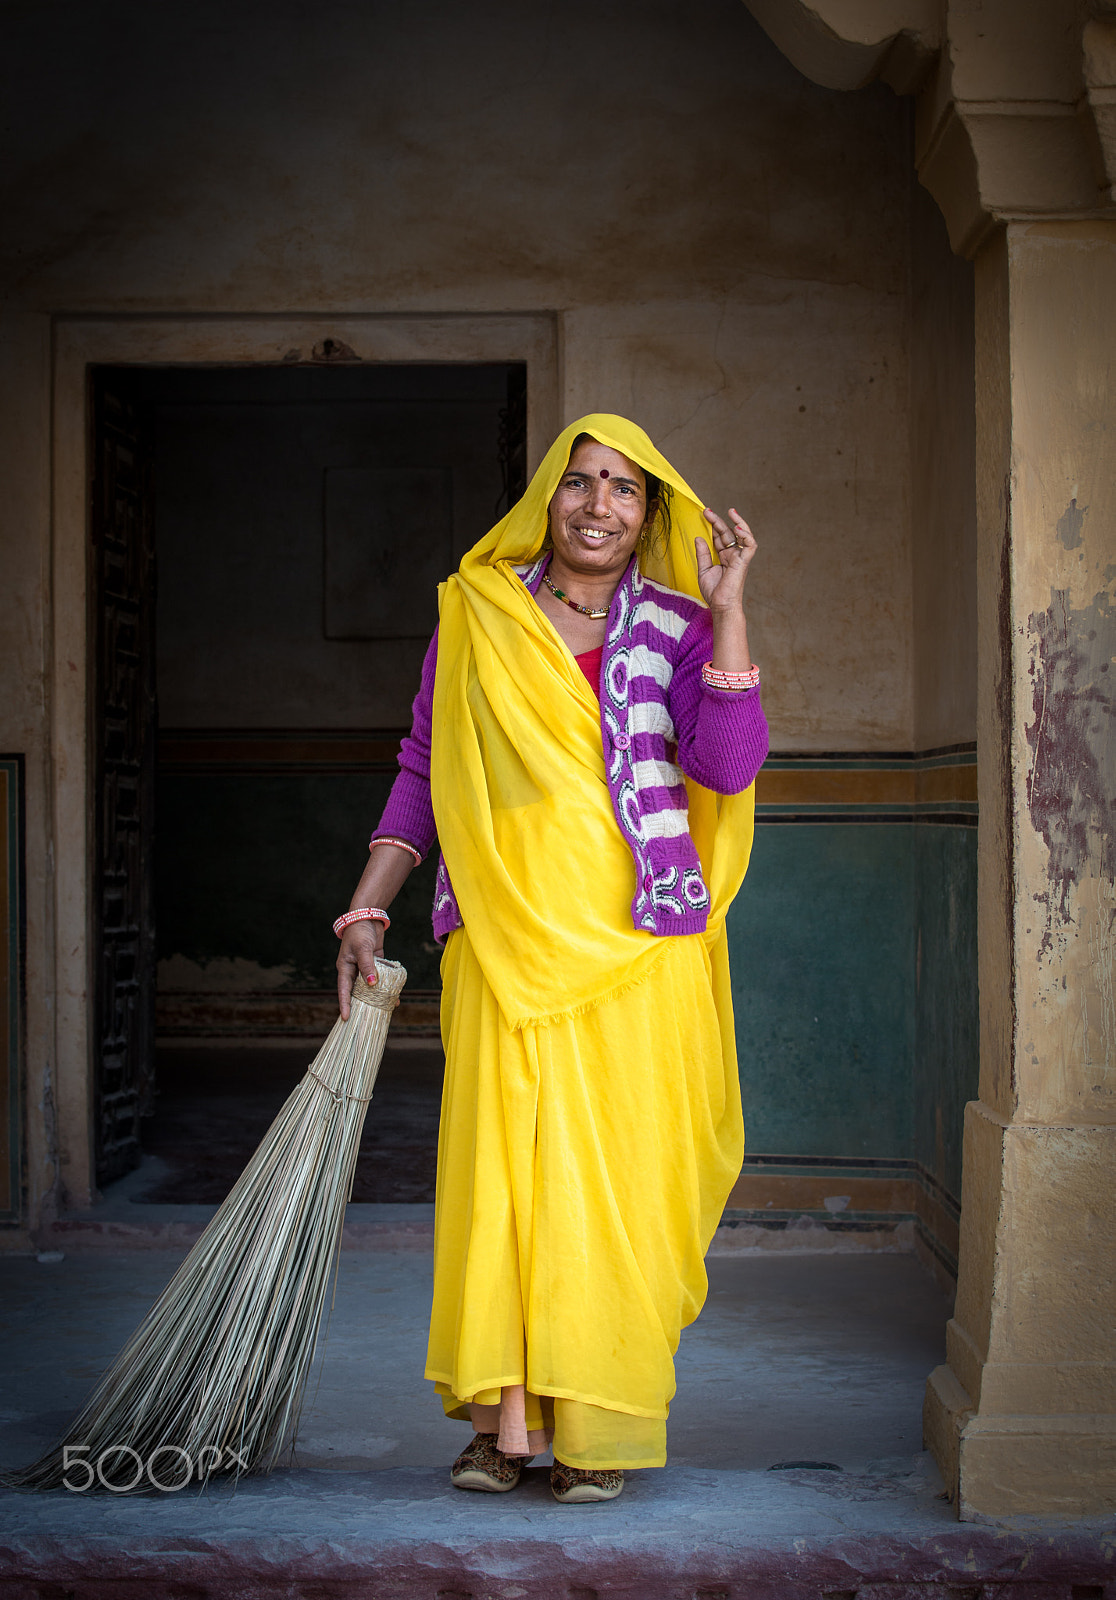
xmin=695 ymin=508 xmax=757 ymax=612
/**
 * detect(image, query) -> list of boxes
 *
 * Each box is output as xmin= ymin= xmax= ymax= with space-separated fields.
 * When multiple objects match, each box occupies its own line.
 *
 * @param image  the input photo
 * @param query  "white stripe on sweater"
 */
xmin=632 ymin=598 xmax=690 ymax=642
xmin=628 ymin=699 xmax=676 ymax=739
xmin=639 ymin=807 xmax=691 ymax=840
xmin=627 ymin=642 xmax=673 ymax=690
xmin=631 ymin=757 xmax=686 ymax=793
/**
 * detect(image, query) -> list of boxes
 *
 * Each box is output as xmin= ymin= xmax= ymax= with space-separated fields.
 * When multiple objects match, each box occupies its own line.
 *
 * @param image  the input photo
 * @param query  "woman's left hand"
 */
xmin=695 ymin=508 xmax=757 ymax=611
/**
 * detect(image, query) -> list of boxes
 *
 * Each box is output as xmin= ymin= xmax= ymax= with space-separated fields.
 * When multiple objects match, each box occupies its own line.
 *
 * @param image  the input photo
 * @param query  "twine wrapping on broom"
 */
xmin=5 ymin=959 xmax=407 ymax=1494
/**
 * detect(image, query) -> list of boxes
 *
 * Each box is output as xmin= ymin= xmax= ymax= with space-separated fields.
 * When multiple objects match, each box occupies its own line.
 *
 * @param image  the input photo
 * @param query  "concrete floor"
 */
xmin=1 ymin=1248 xmax=948 ymax=1476
xmin=2 ymin=1242 xmax=1113 ymax=1596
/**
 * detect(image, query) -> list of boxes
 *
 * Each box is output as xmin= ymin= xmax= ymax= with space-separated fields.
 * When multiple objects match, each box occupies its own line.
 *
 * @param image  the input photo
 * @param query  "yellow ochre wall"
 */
xmin=1 ymin=0 xmax=969 ymax=1238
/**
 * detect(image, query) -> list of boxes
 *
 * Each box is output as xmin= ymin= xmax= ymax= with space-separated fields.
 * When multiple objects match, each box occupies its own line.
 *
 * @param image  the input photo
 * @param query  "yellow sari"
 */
xmin=425 ymin=415 xmax=756 ymax=1469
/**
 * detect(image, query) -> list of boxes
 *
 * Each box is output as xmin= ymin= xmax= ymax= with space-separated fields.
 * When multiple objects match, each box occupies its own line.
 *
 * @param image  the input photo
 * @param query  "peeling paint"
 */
xmin=1025 ymin=584 xmax=1116 ymax=958
xmin=1056 ymin=496 xmax=1087 ymax=550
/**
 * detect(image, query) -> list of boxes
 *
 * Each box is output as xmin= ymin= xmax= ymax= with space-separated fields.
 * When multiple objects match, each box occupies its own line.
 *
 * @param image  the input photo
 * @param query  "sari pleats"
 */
xmin=425 ymin=920 xmax=743 ymax=1470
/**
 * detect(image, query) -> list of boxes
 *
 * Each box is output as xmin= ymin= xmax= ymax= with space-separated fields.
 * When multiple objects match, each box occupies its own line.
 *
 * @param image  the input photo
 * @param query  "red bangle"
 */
xmin=333 ymin=907 xmax=391 ymax=938
xmin=702 ymin=661 xmax=760 ymax=692
xmin=370 ymin=835 xmax=422 ymax=866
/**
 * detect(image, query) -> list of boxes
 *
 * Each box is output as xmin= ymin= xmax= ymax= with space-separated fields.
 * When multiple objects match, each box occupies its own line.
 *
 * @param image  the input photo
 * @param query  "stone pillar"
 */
xmin=923 ymin=218 xmax=1116 ymax=1518
xmin=742 ymin=0 xmax=1116 ymax=1520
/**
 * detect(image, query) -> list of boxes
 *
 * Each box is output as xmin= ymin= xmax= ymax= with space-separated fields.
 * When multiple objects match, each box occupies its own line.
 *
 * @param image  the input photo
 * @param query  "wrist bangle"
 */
xmin=370 ymin=835 xmax=423 ymax=867
xmin=702 ymin=661 xmax=760 ymax=692
xmin=333 ymin=907 xmax=391 ymax=938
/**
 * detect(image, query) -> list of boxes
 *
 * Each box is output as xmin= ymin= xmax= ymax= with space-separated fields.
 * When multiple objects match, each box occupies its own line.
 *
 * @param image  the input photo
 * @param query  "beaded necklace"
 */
xmin=542 ymin=571 xmax=609 ymax=620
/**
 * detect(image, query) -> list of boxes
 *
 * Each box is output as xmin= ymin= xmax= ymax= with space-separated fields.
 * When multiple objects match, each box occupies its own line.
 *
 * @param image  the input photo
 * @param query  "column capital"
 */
xmin=743 ymin=0 xmax=1116 ymax=255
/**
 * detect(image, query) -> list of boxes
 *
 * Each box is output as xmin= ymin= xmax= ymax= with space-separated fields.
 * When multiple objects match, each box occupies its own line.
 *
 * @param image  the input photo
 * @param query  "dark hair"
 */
xmin=567 ymin=432 xmax=673 ymax=554
xmin=641 ymin=473 xmax=673 ymax=556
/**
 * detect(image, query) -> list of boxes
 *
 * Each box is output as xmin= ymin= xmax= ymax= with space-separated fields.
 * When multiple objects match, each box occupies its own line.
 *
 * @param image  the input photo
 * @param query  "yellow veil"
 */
xmin=430 ymin=413 xmax=756 ymax=1030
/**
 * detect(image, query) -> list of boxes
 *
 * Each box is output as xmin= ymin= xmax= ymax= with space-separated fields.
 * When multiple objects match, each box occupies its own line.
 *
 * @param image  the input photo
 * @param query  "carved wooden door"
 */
xmin=91 ymin=377 xmax=156 ymax=1186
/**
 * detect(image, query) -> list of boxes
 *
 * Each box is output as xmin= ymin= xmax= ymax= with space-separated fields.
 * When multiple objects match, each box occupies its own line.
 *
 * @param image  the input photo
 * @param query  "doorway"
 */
xmin=90 ymin=360 xmax=527 ymax=1195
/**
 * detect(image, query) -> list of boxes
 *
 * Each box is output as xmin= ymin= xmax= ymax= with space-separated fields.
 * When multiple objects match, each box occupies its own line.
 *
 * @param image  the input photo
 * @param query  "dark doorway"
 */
xmin=90 ymin=361 xmax=527 ymax=1195
xmin=142 ymin=1041 xmax=447 ymax=1204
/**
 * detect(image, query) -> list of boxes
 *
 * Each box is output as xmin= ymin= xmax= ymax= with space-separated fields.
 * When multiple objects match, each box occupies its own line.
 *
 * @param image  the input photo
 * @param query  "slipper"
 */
xmin=450 ymin=1432 xmax=531 ymax=1493
xmin=550 ymin=1461 xmax=624 ymax=1503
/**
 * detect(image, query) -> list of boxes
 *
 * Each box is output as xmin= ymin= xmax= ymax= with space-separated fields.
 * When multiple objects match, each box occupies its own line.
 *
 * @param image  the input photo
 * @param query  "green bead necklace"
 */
xmin=542 ymin=571 xmax=609 ymax=620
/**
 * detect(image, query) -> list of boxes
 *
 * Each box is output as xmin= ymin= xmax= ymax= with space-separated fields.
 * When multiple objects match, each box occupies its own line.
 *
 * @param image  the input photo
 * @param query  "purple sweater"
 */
xmin=373 ymin=554 xmax=769 ymax=941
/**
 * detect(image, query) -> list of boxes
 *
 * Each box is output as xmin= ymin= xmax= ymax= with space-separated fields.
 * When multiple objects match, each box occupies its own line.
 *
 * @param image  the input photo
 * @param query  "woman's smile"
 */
xmin=547 ymin=439 xmax=649 ymax=587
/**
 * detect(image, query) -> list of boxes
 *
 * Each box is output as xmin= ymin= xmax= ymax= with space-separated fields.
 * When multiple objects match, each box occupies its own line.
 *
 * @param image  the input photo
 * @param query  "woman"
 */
xmin=335 ymin=415 xmax=768 ymax=1503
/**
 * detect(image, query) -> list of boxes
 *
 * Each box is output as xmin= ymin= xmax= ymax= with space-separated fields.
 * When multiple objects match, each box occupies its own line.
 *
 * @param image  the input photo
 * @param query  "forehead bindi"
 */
xmin=566 ymin=446 xmax=644 ymax=491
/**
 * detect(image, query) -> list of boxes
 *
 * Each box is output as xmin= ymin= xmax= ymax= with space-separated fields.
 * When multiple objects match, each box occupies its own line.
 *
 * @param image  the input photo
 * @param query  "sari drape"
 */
xmin=424 ymin=415 xmax=755 ymax=1467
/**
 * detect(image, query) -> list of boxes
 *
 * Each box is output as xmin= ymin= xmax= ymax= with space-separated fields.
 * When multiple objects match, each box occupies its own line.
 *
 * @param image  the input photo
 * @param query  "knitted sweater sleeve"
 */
xmin=370 ymin=628 xmax=439 ymax=857
xmin=669 ymin=611 xmax=769 ymax=795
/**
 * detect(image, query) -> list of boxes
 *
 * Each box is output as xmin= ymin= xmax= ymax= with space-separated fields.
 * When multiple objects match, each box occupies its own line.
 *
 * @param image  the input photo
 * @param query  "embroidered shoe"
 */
xmin=550 ymin=1461 xmax=625 ymax=1503
xmin=450 ymin=1432 xmax=528 ymax=1493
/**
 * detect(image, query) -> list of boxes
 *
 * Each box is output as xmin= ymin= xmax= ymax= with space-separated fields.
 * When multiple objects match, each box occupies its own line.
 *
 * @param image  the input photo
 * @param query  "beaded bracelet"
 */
xmin=333 ymin=907 xmax=391 ymax=938
xmin=702 ymin=661 xmax=760 ymax=692
xmin=369 ymin=835 xmax=423 ymax=867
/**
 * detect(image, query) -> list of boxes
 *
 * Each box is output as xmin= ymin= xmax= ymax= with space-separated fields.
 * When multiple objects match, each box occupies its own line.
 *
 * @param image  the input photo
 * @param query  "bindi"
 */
xmin=599 ymin=468 xmax=610 ymax=479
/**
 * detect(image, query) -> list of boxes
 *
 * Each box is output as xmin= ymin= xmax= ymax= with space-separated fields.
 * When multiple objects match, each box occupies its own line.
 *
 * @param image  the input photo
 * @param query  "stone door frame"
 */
xmin=49 ymin=312 xmax=559 ymax=1212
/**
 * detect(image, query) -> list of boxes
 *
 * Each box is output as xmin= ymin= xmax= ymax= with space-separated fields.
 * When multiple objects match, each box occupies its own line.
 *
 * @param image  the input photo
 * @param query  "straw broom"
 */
xmin=6 ymin=959 xmax=406 ymax=1494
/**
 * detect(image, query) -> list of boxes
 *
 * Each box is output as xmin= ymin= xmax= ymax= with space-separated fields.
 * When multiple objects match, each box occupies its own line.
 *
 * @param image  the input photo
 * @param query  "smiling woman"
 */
xmin=538 ymin=437 xmax=658 ymax=627
xmin=333 ymin=414 xmax=769 ymax=1504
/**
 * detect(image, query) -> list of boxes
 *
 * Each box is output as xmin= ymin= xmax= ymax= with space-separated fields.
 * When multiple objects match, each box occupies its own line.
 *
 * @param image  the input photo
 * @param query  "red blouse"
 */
xmin=574 ymin=645 xmax=603 ymax=699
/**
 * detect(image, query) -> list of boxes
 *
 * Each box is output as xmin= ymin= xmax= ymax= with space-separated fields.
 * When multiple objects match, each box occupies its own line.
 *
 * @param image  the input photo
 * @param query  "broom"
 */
xmin=5 ymin=959 xmax=407 ymax=1494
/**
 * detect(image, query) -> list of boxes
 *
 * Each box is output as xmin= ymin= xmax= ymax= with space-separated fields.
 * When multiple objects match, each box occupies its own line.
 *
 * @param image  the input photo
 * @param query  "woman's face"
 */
xmin=547 ymin=439 xmax=650 ymax=583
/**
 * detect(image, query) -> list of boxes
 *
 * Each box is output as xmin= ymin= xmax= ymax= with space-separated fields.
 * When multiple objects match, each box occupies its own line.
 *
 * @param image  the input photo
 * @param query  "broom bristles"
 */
xmin=5 ymin=959 xmax=407 ymax=1494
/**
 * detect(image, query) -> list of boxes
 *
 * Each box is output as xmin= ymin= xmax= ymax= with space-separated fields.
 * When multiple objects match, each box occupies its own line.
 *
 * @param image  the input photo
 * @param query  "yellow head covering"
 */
xmin=431 ymin=414 xmax=756 ymax=1030
xmin=459 ymin=412 xmax=716 ymax=594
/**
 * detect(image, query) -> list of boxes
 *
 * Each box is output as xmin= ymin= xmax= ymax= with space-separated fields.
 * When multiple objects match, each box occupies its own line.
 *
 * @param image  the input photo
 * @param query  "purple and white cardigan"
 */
xmin=372 ymin=553 xmax=769 ymax=941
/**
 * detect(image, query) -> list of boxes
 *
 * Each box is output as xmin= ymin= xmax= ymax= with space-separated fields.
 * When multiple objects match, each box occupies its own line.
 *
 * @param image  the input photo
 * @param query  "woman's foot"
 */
xmin=550 ymin=1461 xmax=624 ymax=1503
xmin=450 ymin=1432 xmax=529 ymax=1493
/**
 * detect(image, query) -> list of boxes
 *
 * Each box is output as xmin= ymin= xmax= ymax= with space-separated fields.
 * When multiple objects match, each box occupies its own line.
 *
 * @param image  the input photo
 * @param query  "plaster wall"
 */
xmin=562 ymin=295 xmax=911 ymax=747
xmin=909 ymin=179 xmax=978 ymax=753
xmin=906 ymin=173 xmax=980 ymax=1210
xmin=0 ymin=0 xmax=915 ymax=753
xmin=2 ymin=1 xmax=907 ymax=318
xmin=0 ymin=0 xmax=956 ymax=1228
